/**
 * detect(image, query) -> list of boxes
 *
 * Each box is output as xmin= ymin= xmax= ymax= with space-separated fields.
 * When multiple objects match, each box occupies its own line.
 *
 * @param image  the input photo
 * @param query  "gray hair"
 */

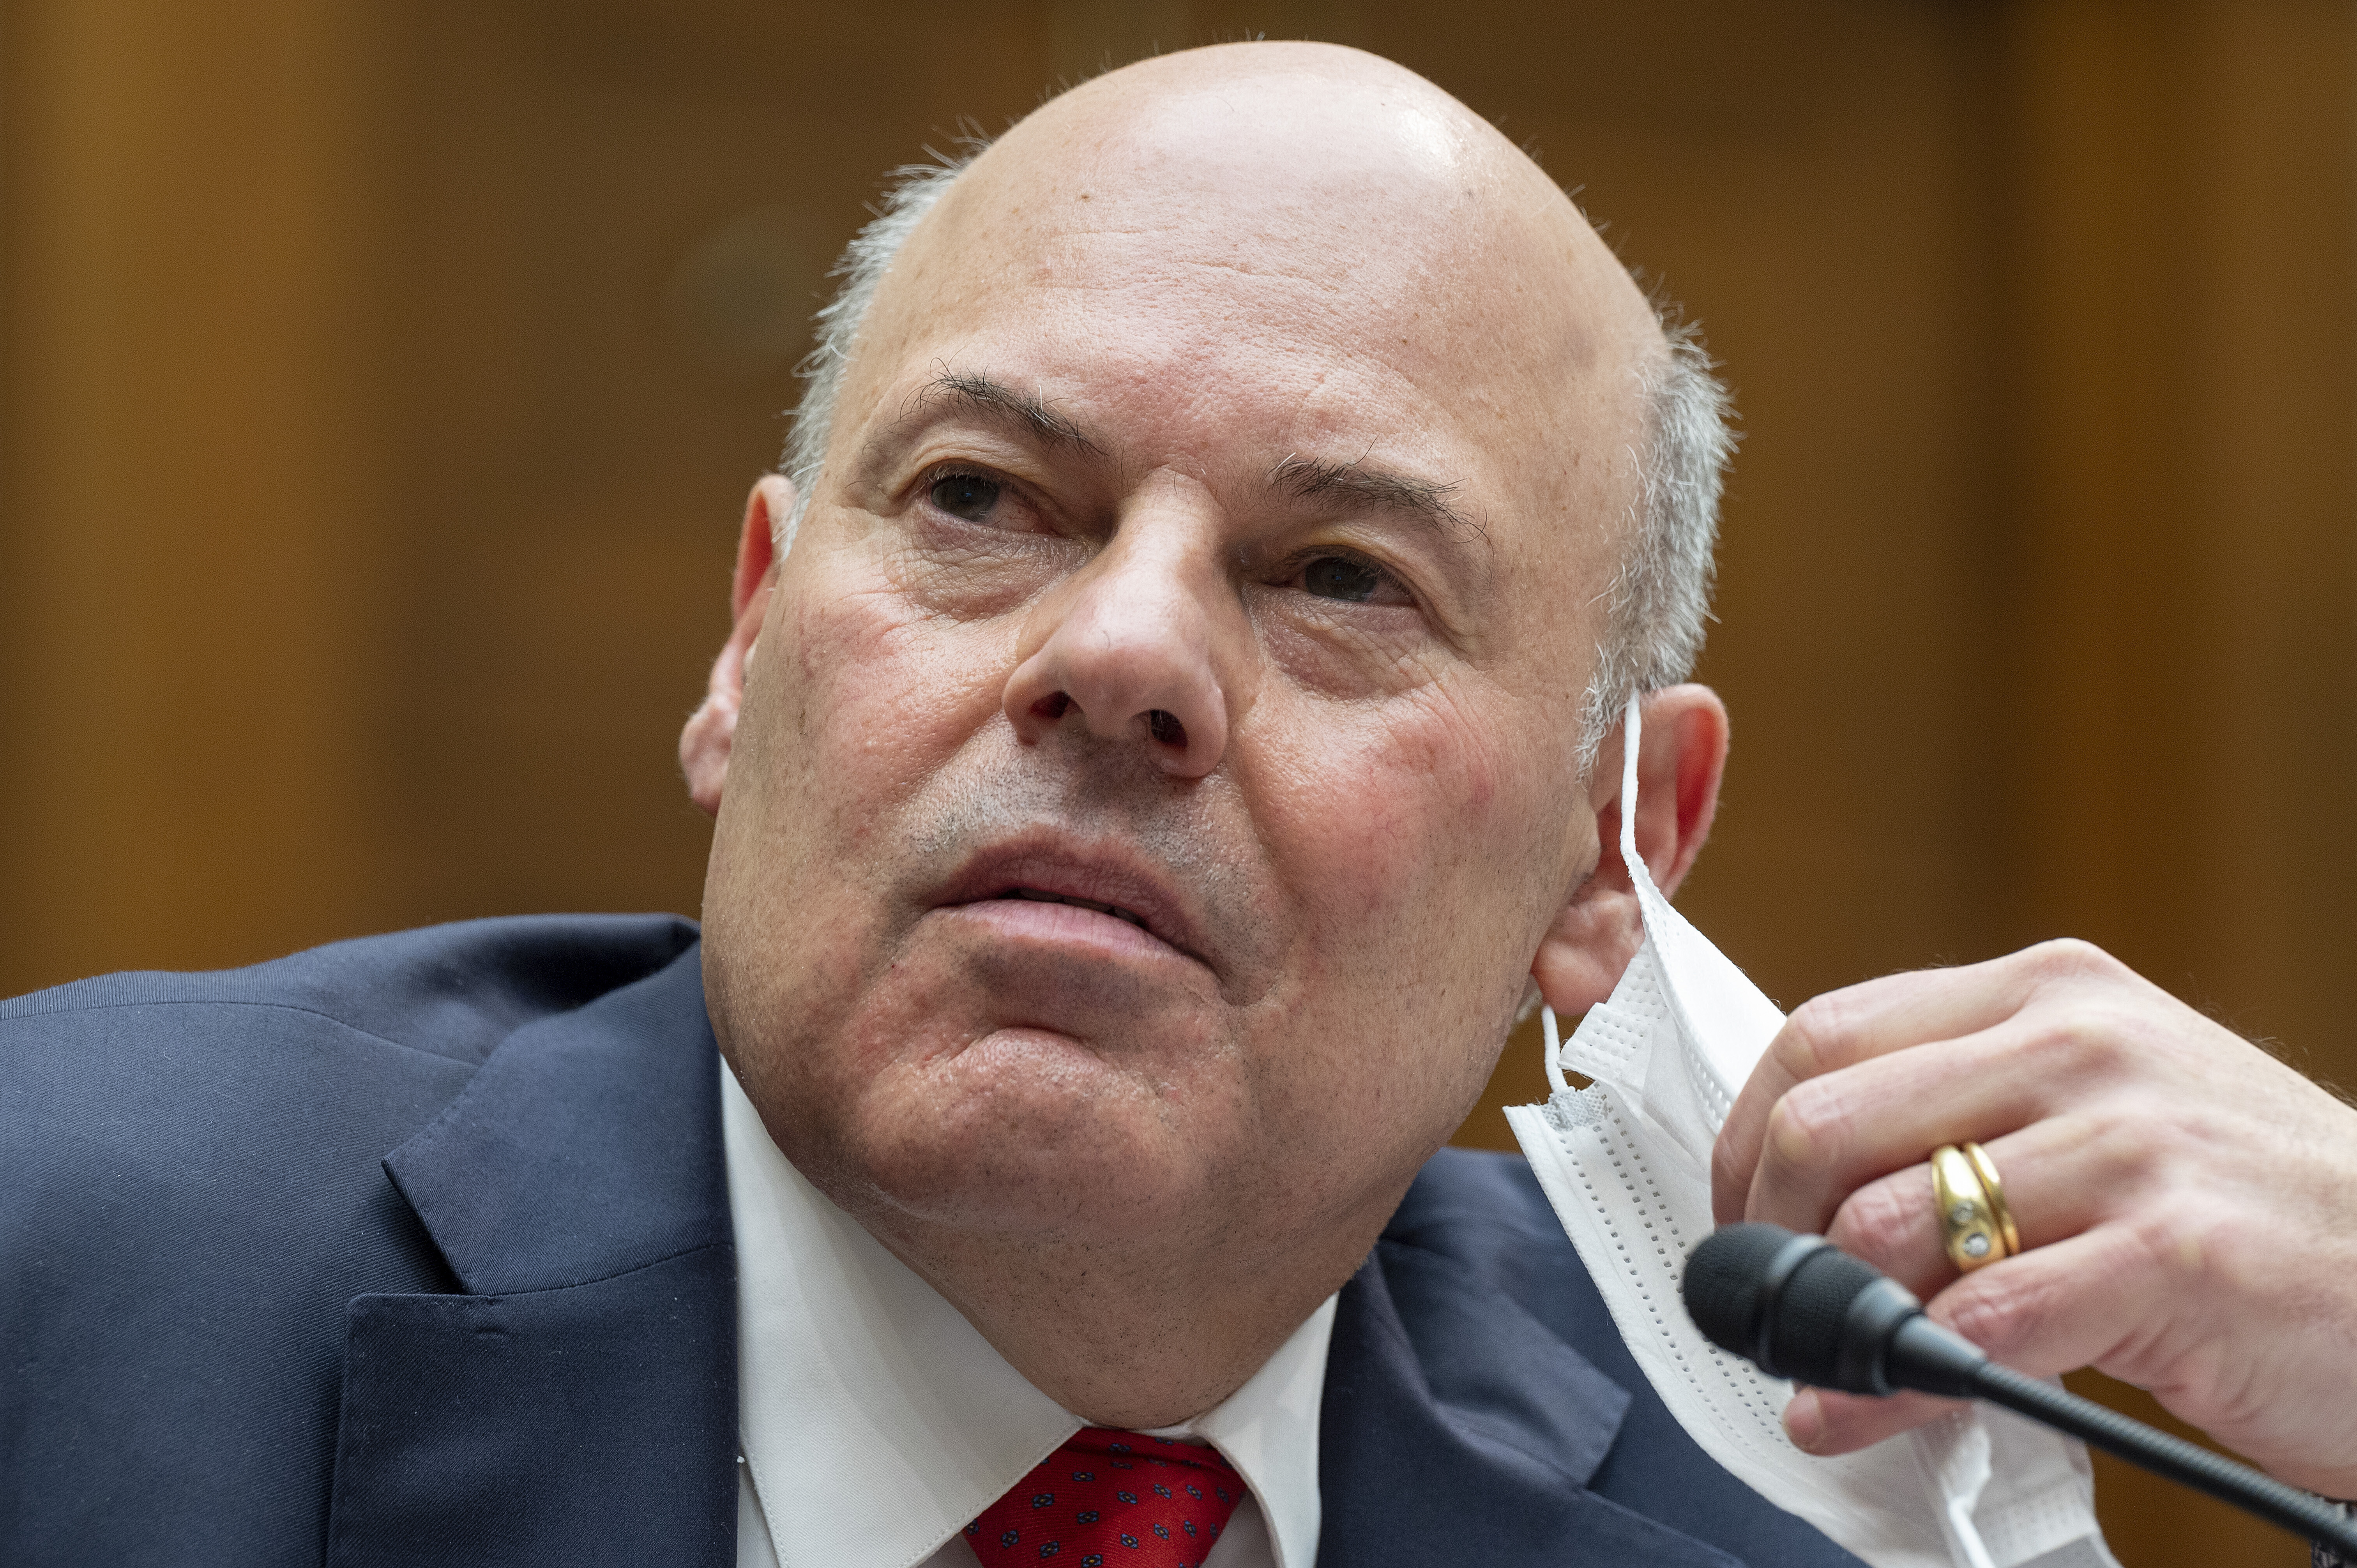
xmin=777 ymin=154 xmax=1735 ymax=773
xmin=778 ymin=158 xmax=970 ymax=544
xmin=1574 ymin=324 xmax=1735 ymax=772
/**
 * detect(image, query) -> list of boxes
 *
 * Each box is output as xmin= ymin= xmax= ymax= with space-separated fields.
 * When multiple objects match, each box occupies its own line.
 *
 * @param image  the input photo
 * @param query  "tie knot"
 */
xmin=968 ymin=1428 xmax=1247 ymax=1566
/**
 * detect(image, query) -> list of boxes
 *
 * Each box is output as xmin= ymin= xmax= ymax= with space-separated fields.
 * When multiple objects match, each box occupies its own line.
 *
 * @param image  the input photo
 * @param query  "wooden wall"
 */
xmin=4 ymin=4 xmax=2351 ymax=1563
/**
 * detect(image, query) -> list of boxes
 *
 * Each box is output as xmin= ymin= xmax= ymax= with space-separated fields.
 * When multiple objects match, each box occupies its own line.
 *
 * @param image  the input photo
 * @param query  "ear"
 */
xmin=679 ymin=475 xmax=792 ymax=817
xmin=1530 ymin=683 xmax=1729 ymax=1014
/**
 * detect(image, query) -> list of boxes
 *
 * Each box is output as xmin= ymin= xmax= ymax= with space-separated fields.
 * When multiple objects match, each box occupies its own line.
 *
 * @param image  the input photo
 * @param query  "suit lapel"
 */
xmin=1318 ymin=1236 xmax=1743 ymax=1568
xmin=325 ymin=943 xmax=736 ymax=1568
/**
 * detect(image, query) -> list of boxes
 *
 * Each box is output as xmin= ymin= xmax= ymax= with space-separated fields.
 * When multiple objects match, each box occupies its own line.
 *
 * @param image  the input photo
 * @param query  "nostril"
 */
xmin=1146 ymin=709 xmax=1186 ymax=748
xmin=1033 ymin=692 xmax=1072 ymax=720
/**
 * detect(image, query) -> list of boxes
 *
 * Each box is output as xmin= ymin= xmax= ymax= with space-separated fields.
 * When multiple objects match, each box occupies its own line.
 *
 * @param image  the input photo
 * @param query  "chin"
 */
xmin=814 ymin=1026 xmax=1234 ymax=1241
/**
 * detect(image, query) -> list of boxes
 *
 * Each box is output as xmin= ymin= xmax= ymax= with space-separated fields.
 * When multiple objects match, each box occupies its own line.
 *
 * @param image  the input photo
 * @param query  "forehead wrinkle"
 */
xmin=1039 ymin=230 xmax=1432 ymax=309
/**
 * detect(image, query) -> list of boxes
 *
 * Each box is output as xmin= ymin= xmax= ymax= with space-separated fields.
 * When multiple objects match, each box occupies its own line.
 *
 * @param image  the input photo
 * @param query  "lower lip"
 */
xmin=937 ymin=897 xmax=1188 ymax=964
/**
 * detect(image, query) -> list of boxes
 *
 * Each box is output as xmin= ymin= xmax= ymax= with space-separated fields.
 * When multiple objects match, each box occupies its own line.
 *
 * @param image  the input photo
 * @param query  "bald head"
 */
xmin=897 ymin=43 xmax=1657 ymax=398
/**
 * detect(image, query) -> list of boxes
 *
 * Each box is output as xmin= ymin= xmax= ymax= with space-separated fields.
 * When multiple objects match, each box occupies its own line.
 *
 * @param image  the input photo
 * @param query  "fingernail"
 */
xmin=1786 ymin=1390 xmax=1826 ymax=1452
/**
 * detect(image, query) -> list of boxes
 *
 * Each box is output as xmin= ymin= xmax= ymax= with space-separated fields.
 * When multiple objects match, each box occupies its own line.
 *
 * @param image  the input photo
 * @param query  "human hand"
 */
xmin=1711 ymin=939 xmax=2357 ymax=1496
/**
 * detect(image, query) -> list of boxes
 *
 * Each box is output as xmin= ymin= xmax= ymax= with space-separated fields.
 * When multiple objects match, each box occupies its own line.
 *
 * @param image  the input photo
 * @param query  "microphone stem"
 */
xmin=1967 ymin=1362 xmax=2357 ymax=1557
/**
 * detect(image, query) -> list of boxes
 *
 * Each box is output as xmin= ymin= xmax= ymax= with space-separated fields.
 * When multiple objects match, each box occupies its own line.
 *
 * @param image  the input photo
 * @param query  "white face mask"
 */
xmin=1506 ymin=697 xmax=2117 ymax=1568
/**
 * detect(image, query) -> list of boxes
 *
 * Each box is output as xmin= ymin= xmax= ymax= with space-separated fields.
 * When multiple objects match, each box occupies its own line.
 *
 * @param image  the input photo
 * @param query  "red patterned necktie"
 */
xmin=966 ymin=1428 xmax=1247 ymax=1567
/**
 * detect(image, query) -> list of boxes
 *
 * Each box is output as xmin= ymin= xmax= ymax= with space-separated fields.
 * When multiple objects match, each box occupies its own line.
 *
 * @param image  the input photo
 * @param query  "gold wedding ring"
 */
xmin=1931 ymin=1142 xmax=2018 ymax=1272
xmin=1963 ymin=1139 xmax=2021 ymax=1259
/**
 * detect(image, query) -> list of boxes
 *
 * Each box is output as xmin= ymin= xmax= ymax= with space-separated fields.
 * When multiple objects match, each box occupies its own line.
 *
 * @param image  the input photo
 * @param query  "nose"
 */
xmin=1002 ymin=511 xmax=1237 ymax=780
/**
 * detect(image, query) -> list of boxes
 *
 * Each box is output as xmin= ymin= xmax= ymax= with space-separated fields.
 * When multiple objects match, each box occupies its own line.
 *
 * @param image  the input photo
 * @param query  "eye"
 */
xmin=928 ymin=470 xmax=1003 ymax=523
xmin=1301 ymin=554 xmax=1396 ymax=604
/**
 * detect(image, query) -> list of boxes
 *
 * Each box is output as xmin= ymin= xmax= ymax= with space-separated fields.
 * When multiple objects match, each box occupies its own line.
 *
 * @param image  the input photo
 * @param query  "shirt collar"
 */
xmin=721 ymin=1057 xmax=1330 ymax=1568
xmin=1138 ymin=1295 xmax=1334 ymax=1568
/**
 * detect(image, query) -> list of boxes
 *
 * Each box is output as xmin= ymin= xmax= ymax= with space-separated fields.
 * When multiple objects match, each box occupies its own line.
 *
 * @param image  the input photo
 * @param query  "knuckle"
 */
xmin=1944 ymin=1259 xmax=2075 ymax=1359
xmin=1827 ymin=1180 xmax=1917 ymax=1267
xmin=1766 ymin=1079 xmax=1855 ymax=1169
xmin=1778 ymin=994 xmax=1851 ymax=1079
xmin=2122 ymin=1197 xmax=2230 ymax=1282
xmin=1946 ymin=1278 xmax=2039 ymax=1356
xmin=2023 ymin=1001 xmax=2139 ymax=1079
xmin=2075 ymin=1107 xmax=2166 ymax=1190
xmin=2021 ymin=936 xmax=2123 ymax=983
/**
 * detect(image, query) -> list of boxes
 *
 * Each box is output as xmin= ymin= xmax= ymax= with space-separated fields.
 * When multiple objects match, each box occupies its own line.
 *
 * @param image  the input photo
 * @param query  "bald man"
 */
xmin=9 ymin=40 xmax=2357 ymax=1568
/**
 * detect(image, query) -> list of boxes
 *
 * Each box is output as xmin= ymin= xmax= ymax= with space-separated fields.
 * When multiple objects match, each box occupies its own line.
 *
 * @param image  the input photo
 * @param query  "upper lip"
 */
xmin=930 ymin=832 xmax=1215 ymax=970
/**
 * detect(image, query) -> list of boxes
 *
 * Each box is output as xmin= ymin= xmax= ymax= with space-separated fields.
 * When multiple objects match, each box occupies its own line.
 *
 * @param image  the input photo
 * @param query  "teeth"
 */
xmin=1002 ymin=888 xmax=1148 ymax=929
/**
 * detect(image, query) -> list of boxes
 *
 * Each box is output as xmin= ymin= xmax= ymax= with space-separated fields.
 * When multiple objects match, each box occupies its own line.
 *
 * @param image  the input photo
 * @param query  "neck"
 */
xmin=849 ymin=1199 xmax=1390 ymax=1429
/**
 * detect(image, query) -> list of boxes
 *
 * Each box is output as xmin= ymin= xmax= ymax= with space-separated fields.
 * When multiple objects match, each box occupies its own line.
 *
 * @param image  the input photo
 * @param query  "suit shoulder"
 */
xmin=0 ymin=915 xmax=703 ymax=1305
xmin=0 ymin=914 xmax=700 ymax=1195
xmin=0 ymin=912 xmax=699 ymax=1067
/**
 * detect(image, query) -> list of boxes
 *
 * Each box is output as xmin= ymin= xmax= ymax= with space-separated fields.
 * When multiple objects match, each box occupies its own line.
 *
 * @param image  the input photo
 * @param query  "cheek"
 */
xmin=1235 ymin=683 xmax=1560 ymax=1160
xmin=1262 ymin=683 xmax=1538 ymax=948
xmin=710 ymin=544 xmax=1011 ymax=1015
xmin=711 ymin=544 xmax=1026 ymax=1138
xmin=763 ymin=555 xmax=1009 ymax=830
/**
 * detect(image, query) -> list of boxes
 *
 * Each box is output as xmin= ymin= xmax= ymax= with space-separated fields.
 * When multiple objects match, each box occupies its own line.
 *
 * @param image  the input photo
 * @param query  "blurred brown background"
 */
xmin=3 ymin=2 xmax=2351 ymax=1562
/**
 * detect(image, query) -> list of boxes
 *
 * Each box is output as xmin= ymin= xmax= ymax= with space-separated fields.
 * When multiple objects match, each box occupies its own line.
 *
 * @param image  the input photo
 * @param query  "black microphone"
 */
xmin=1682 ymin=1222 xmax=2357 ymax=1558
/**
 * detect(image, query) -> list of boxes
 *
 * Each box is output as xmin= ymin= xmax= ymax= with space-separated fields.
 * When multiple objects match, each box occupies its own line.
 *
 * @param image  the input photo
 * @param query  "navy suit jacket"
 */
xmin=0 ymin=916 xmax=1860 ymax=1567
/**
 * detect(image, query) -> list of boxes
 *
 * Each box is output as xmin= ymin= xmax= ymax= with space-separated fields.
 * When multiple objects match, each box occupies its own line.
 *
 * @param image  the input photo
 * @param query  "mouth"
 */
xmin=992 ymin=886 xmax=1152 ymax=931
xmin=929 ymin=836 xmax=1214 ymax=971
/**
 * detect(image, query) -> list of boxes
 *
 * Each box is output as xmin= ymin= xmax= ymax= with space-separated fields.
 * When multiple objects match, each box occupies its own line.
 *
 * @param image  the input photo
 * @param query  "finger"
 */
xmin=1714 ymin=950 xmax=2062 ymax=1224
xmin=1784 ymin=1221 xmax=2154 ymax=1457
xmin=1820 ymin=1116 xmax=2114 ymax=1297
xmin=1928 ymin=1224 xmax=2160 ymax=1380
xmin=1740 ymin=1019 xmax=2057 ymax=1235
xmin=1937 ymin=1208 xmax=2357 ymax=1497
xmin=1785 ymin=1385 xmax=1963 ymax=1456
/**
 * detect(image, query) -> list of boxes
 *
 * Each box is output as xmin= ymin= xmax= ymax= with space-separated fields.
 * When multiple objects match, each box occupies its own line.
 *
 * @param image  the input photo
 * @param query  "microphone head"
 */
xmin=1682 ymin=1222 xmax=1799 ymax=1358
xmin=1770 ymin=1245 xmax=1884 ymax=1385
xmin=1684 ymin=1222 xmax=1890 ymax=1386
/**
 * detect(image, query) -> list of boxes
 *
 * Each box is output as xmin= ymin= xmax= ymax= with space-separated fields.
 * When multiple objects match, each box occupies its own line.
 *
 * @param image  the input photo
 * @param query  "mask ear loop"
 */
xmin=1541 ymin=692 xmax=1647 ymax=1100
xmin=1618 ymin=691 xmax=1645 ymax=894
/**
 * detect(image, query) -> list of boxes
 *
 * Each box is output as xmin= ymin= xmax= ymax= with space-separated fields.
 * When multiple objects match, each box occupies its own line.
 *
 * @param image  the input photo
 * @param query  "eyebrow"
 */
xmin=885 ymin=371 xmax=1478 ymax=542
xmin=1268 ymin=452 xmax=1477 ymax=539
xmin=915 ymin=371 xmax=1104 ymax=456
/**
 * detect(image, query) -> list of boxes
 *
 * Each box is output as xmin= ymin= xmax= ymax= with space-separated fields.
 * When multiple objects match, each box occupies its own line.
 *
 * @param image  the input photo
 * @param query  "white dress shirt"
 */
xmin=720 ymin=1059 xmax=1334 ymax=1568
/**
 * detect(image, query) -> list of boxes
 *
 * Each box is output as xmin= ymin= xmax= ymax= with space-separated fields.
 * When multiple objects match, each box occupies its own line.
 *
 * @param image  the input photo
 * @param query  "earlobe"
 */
xmin=679 ymin=475 xmax=793 ymax=818
xmin=1528 ymin=684 xmax=1730 ymax=1015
